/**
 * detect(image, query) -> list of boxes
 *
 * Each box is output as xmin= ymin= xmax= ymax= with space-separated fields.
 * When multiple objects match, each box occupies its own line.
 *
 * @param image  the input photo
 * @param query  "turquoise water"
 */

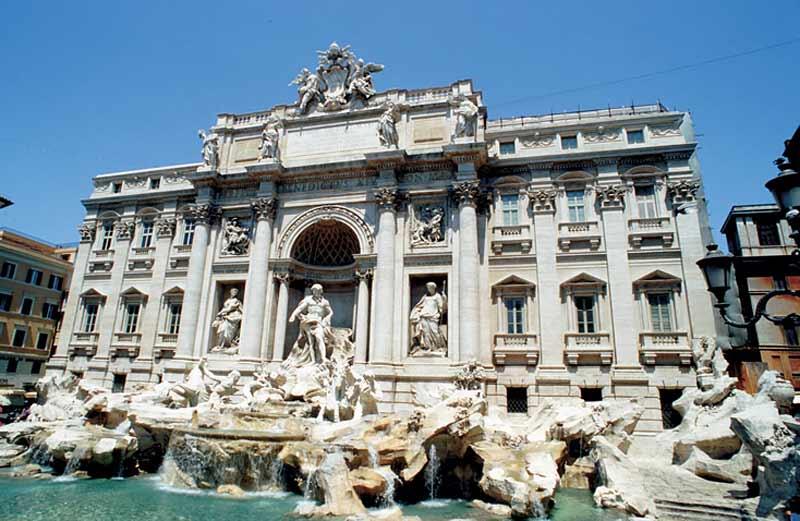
xmin=0 ymin=475 xmax=628 ymax=520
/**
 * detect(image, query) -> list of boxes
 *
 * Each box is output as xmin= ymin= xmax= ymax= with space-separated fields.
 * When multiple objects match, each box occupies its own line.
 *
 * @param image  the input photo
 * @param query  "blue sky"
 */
xmin=1 ymin=1 xmax=798 ymax=245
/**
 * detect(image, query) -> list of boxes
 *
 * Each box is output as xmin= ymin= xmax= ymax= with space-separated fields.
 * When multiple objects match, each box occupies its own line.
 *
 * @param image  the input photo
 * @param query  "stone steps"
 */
xmin=654 ymin=497 xmax=760 ymax=521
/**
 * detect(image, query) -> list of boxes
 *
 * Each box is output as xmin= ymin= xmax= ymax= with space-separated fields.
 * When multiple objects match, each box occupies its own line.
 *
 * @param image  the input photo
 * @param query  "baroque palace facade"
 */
xmin=50 ymin=43 xmax=715 ymax=432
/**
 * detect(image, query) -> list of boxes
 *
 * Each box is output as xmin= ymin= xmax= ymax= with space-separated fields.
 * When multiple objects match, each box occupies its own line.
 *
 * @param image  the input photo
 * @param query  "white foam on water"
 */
xmin=418 ymin=499 xmax=453 ymax=508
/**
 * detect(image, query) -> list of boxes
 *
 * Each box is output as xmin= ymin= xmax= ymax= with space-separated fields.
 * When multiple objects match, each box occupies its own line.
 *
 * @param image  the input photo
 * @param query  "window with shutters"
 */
xmin=0 ymin=261 xmax=16 ymax=279
xmin=501 ymin=194 xmax=519 ymax=226
xmin=575 ymin=295 xmax=596 ymax=333
xmin=19 ymin=297 xmax=34 ymax=316
xmin=648 ymin=293 xmax=673 ymax=332
xmin=0 ymin=292 xmax=12 ymax=312
xmin=504 ymin=297 xmax=525 ymax=334
xmin=635 ymin=185 xmax=658 ymax=218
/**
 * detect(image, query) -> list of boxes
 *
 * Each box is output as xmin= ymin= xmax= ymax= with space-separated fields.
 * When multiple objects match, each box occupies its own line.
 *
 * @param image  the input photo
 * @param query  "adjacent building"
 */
xmin=49 ymin=43 xmax=717 ymax=433
xmin=721 ymin=204 xmax=800 ymax=393
xmin=0 ymin=228 xmax=75 ymax=397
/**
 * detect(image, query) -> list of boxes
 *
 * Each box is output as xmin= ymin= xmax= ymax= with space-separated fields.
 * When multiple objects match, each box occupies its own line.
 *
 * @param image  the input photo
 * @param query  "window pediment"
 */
xmin=120 ymin=286 xmax=148 ymax=301
xmin=492 ymin=274 xmax=536 ymax=297
xmin=561 ymin=272 xmax=607 ymax=291
xmin=79 ymin=288 xmax=107 ymax=300
xmin=633 ymin=270 xmax=682 ymax=291
xmin=163 ymin=285 xmax=185 ymax=296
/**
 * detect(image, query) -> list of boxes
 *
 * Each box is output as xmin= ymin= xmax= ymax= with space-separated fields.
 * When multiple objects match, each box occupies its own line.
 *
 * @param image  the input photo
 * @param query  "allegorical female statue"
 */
xmin=409 ymin=282 xmax=447 ymax=356
xmin=211 ymin=288 xmax=243 ymax=353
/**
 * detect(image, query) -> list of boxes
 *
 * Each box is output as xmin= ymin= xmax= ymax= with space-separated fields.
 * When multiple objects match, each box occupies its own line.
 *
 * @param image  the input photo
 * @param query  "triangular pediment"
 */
xmin=633 ymin=270 xmax=682 ymax=289
xmin=79 ymin=288 xmax=106 ymax=300
xmin=163 ymin=285 xmax=185 ymax=296
xmin=120 ymin=286 xmax=148 ymax=299
xmin=561 ymin=272 xmax=606 ymax=289
xmin=493 ymin=274 xmax=536 ymax=288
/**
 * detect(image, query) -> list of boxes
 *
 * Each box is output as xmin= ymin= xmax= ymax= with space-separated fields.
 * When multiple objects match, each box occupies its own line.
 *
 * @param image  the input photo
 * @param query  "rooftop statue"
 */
xmin=290 ymin=42 xmax=384 ymax=115
xmin=198 ymin=128 xmax=219 ymax=169
xmin=450 ymin=95 xmax=479 ymax=138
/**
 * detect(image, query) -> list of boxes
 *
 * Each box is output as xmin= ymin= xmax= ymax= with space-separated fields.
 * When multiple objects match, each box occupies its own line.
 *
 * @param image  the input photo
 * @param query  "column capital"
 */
xmin=595 ymin=184 xmax=628 ymax=210
xmin=451 ymin=180 xmax=481 ymax=208
xmin=527 ymin=187 xmax=558 ymax=214
xmin=274 ymin=271 xmax=291 ymax=284
xmin=114 ymin=219 xmax=135 ymax=241
xmin=183 ymin=203 xmax=220 ymax=224
xmin=355 ymin=268 xmax=374 ymax=282
xmin=251 ymin=197 xmax=278 ymax=221
xmin=78 ymin=222 xmax=96 ymax=243
xmin=155 ymin=216 xmax=176 ymax=238
xmin=375 ymin=187 xmax=401 ymax=211
xmin=667 ymin=179 xmax=701 ymax=204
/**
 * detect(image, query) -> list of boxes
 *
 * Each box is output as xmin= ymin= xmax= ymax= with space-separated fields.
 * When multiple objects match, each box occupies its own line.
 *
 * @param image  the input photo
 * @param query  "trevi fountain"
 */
xmin=2 ymin=42 xmax=798 ymax=521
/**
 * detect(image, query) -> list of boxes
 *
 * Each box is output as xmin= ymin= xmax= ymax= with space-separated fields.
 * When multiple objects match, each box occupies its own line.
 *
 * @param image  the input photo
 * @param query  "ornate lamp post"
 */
xmin=697 ymin=126 xmax=800 ymax=330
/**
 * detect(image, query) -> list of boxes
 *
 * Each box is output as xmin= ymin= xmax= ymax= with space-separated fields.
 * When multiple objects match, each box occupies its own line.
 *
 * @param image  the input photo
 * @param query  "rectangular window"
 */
xmin=6 ymin=358 xmax=18 ymax=373
xmin=124 ymin=302 xmax=141 ymax=334
xmin=575 ymin=295 xmax=596 ymax=333
xmin=140 ymin=221 xmax=154 ymax=248
xmin=12 ymin=328 xmax=26 ymax=347
xmin=566 ymin=190 xmax=586 ymax=222
xmin=561 ymin=135 xmax=578 ymax=150
xmin=501 ymin=194 xmax=520 ymax=226
xmin=756 ymin=219 xmax=781 ymax=246
xmin=499 ymin=141 xmax=516 ymax=155
xmin=19 ymin=297 xmax=34 ymax=316
xmin=182 ymin=219 xmax=196 ymax=246
xmin=36 ymin=332 xmax=49 ymax=350
xmin=112 ymin=182 xmax=122 ymax=193
xmin=150 ymin=178 xmax=160 ymax=190
xmin=112 ymin=373 xmax=127 ymax=393
xmin=167 ymin=302 xmax=182 ymax=335
xmin=0 ymin=262 xmax=16 ymax=279
xmin=47 ymin=274 xmax=64 ymax=291
xmin=504 ymin=297 xmax=525 ymax=334
xmin=627 ymin=129 xmax=645 ymax=144
xmin=41 ymin=302 xmax=58 ymax=320
xmin=25 ymin=269 xmax=43 ymax=286
xmin=31 ymin=360 xmax=42 ymax=375
xmin=635 ymin=185 xmax=658 ymax=218
xmin=0 ymin=293 xmax=12 ymax=312
xmin=580 ymin=387 xmax=603 ymax=402
xmin=100 ymin=224 xmax=114 ymax=250
xmin=506 ymin=387 xmax=528 ymax=414
xmin=83 ymin=303 xmax=99 ymax=333
xmin=648 ymin=293 xmax=673 ymax=332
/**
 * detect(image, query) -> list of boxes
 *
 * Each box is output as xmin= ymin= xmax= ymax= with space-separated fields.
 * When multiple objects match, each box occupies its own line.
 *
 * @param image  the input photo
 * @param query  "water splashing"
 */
xmin=55 ymin=446 xmax=88 ymax=481
xmin=367 ymin=444 xmax=396 ymax=507
xmin=424 ymin=445 xmax=441 ymax=500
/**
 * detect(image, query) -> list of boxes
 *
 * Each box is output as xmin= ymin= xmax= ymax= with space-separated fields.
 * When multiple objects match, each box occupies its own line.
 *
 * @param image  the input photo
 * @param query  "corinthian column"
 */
xmin=271 ymin=273 xmax=291 ymax=361
xmin=454 ymin=181 xmax=481 ymax=362
xmin=176 ymin=204 xmax=217 ymax=358
xmin=371 ymin=187 xmax=398 ymax=363
xmin=354 ymin=269 xmax=372 ymax=363
xmin=240 ymin=197 xmax=277 ymax=359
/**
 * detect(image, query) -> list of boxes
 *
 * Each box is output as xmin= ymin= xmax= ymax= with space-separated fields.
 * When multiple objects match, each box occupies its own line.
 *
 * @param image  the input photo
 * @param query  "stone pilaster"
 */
xmin=669 ymin=180 xmax=715 ymax=338
xmin=95 ymin=218 xmax=135 ymax=361
xmin=271 ymin=272 xmax=291 ymax=362
xmin=48 ymin=221 xmax=96 ymax=370
xmin=354 ymin=269 xmax=372 ymax=363
xmin=176 ymin=203 xmax=217 ymax=358
xmin=453 ymin=180 xmax=481 ymax=362
xmin=372 ymin=187 xmax=398 ymax=364
xmin=137 ymin=214 xmax=176 ymax=365
xmin=528 ymin=187 xmax=562 ymax=367
xmin=240 ymin=197 xmax=277 ymax=360
xmin=596 ymin=185 xmax=639 ymax=368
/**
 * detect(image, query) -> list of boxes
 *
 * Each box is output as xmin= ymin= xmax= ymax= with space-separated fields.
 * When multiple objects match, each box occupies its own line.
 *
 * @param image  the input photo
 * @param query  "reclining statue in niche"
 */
xmin=282 ymin=283 xmax=354 ymax=369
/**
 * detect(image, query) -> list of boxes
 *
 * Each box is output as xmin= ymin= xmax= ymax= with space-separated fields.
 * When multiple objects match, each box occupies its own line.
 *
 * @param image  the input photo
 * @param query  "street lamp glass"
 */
xmin=765 ymin=170 xmax=800 ymax=213
xmin=696 ymin=244 xmax=733 ymax=302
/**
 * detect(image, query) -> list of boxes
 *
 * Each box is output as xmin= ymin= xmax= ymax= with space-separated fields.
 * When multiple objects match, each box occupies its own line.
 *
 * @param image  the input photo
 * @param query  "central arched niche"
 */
xmin=290 ymin=220 xmax=360 ymax=267
xmin=282 ymin=219 xmax=361 ymax=353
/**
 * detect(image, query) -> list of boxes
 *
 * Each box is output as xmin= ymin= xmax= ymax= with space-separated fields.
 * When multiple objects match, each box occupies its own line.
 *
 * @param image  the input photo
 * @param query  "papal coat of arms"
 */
xmin=289 ymin=42 xmax=384 ymax=115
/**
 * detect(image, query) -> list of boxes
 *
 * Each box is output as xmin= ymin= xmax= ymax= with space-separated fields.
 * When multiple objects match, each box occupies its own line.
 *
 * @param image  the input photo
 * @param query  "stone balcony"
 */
xmin=628 ymin=217 xmax=675 ymax=248
xmin=557 ymin=221 xmax=602 ymax=251
xmin=490 ymin=225 xmax=533 ymax=255
xmin=639 ymin=331 xmax=692 ymax=365
xmin=69 ymin=331 xmax=99 ymax=357
xmin=154 ymin=333 xmax=178 ymax=359
xmin=492 ymin=333 xmax=539 ymax=366
xmin=88 ymin=251 xmax=114 ymax=273
xmin=564 ymin=332 xmax=613 ymax=365
xmin=169 ymin=244 xmax=193 ymax=269
xmin=111 ymin=332 xmax=141 ymax=358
